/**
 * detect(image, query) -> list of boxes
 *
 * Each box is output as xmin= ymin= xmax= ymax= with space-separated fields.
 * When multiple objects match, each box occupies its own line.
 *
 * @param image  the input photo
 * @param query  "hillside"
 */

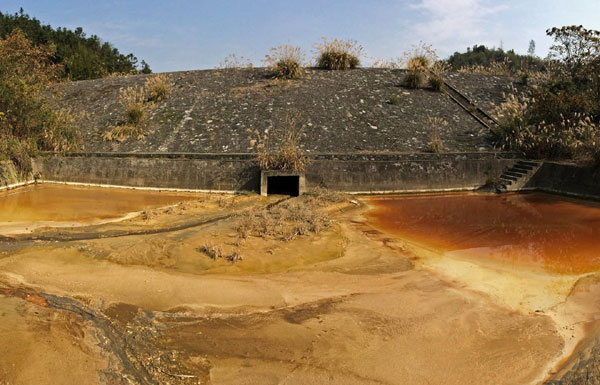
xmin=0 ymin=9 xmax=150 ymax=79
xmin=50 ymin=68 xmax=516 ymax=154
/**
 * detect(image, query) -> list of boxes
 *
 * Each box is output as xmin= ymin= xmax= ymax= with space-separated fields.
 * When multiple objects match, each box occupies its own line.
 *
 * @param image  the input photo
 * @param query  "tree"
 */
xmin=528 ymin=40 xmax=536 ymax=56
xmin=547 ymin=25 xmax=600 ymax=77
xmin=0 ymin=9 xmax=151 ymax=80
xmin=0 ymin=30 xmax=79 ymax=172
xmin=446 ymin=44 xmax=545 ymax=73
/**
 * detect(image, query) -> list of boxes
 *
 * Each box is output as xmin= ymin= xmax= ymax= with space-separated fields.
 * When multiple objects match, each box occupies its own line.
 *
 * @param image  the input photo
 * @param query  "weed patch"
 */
xmin=248 ymin=111 xmax=307 ymax=172
xmin=236 ymin=198 xmax=331 ymax=241
xmin=145 ymin=74 xmax=173 ymax=102
xmin=264 ymin=45 xmax=305 ymax=79
xmin=428 ymin=117 xmax=447 ymax=153
xmin=315 ymin=38 xmax=362 ymax=70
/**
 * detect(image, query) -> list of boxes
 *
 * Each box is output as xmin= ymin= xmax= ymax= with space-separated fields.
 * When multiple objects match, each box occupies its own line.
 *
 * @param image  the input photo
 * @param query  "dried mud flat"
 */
xmin=0 ymin=192 xmax=599 ymax=385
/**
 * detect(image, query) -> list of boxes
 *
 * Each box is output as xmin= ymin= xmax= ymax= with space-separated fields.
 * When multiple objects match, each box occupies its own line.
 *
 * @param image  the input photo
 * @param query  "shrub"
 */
xmin=404 ymin=70 xmax=425 ymax=89
xmin=491 ymin=92 xmax=600 ymax=159
xmin=403 ymin=42 xmax=438 ymax=69
xmin=248 ymin=111 xmax=307 ymax=172
xmin=407 ymin=56 xmax=430 ymax=71
xmin=402 ymin=42 xmax=446 ymax=90
xmin=428 ymin=61 xmax=450 ymax=91
xmin=120 ymin=86 xmax=146 ymax=126
xmin=264 ymin=45 xmax=305 ymax=79
xmin=144 ymin=73 xmax=173 ymax=102
xmin=428 ymin=75 xmax=444 ymax=91
xmin=315 ymin=38 xmax=362 ymax=70
xmin=0 ymin=29 xmax=79 ymax=173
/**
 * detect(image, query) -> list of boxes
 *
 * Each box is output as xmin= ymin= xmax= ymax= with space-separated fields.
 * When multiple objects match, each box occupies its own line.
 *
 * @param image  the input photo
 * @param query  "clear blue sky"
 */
xmin=2 ymin=0 xmax=600 ymax=73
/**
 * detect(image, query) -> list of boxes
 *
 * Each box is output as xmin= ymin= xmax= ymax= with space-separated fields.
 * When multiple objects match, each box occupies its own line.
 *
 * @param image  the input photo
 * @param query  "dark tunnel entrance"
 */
xmin=267 ymin=175 xmax=300 ymax=196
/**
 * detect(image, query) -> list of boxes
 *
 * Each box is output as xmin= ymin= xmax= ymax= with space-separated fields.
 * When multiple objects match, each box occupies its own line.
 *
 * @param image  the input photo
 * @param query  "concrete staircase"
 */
xmin=497 ymin=160 xmax=542 ymax=193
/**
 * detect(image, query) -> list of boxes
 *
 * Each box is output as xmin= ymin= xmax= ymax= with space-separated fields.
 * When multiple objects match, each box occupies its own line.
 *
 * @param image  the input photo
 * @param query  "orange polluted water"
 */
xmin=366 ymin=193 xmax=600 ymax=275
xmin=0 ymin=184 xmax=197 ymax=223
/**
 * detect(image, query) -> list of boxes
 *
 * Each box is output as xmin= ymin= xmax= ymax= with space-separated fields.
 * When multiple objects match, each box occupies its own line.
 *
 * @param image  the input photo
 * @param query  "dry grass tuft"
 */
xmin=402 ymin=43 xmax=448 ymax=92
xmin=491 ymin=91 xmax=600 ymax=159
xmin=458 ymin=58 xmax=512 ymax=76
xmin=315 ymin=37 xmax=362 ymax=70
xmin=144 ymin=74 xmax=173 ymax=102
xmin=248 ymin=111 xmax=307 ymax=172
xmin=197 ymin=243 xmax=244 ymax=263
xmin=428 ymin=61 xmax=450 ymax=91
xmin=404 ymin=70 xmax=425 ymax=89
xmin=264 ymin=45 xmax=305 ymax=79
xmin=428 ymin=117 xmax=447 ymax=153
xmin=198 ymin=243 xmax=224 ymax=260
xmin=236 ymin=198 xmax=331 ymax=241
xmin=103 ymin=86 xmax=149 ymax=142
xmin=303 ymin=187 xmax=348 ymax=206
xmin=217 ymin=54 xmax=254 ymax=69
xmin=120 ymin=86 xmax=146 ymax=126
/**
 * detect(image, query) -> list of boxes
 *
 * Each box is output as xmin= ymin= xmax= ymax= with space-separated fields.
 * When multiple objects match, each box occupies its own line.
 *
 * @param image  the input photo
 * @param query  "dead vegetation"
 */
xmin=458 ymin=58 xmax=512 ymax=76
xmin=103 ymin=74 xmax=174 ymax=142
xmin=236 ymin=197 xmax=332 ymax=241
xmin=217 ymin=54 xmax=254 ymax=69
xmin=145 ymin=74 xmax=173 ymax=102
xmin=303 ymin=187 xmax=348 ymax=206
xmin=315 ymin=37 xmax=362 ymax=70
xmin=403 ymin=42 xmax=448 ymax=91
xmin=428 ymin=117 xmax=447 ymax=153
xmin=248 ymin=111 xmax=307 ymax=171
xmin=264 ymin=44 xmax=305 ymax=79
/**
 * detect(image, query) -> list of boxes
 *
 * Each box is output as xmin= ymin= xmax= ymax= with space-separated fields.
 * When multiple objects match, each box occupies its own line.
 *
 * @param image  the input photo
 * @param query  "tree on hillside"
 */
xmin=0 ymin=30 xmax=79 ymax=173
xmin=528 ymin=40 xmax=536 ymax=56
xmin=0 ymin=8 xmax=151 ymax=80
xmin=447 ymin=44 xmax=545 ymax=73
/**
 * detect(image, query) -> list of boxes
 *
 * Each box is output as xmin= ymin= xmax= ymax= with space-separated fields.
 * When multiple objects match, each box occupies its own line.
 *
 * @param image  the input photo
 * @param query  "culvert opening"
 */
xmin=267 ymin=176 xmax=300 ymax=196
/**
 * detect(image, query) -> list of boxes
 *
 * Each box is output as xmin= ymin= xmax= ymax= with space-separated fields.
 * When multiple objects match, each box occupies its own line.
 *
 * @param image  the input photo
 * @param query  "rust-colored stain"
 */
xmin=0 ymin=183 xmax=197 ymax=223
xmin=24 ymin=294 xmax=49 ymax=307
xmin=0 ymin=287 xmax=49 ymax=307
xmin=366 ymin=193 xmax=600 ymax=274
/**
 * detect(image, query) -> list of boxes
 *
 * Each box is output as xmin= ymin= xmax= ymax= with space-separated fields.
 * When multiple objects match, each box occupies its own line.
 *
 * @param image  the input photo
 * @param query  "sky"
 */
xmin=2 ymin=0 xmax=600 ymax=73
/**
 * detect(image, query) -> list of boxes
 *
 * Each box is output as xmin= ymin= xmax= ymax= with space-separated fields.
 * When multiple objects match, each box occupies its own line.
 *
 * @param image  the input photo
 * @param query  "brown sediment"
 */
xmin=364 ymin=192 xmax=600 ymax=275
xmin=0 ymin=189 xmax=597 ymax=384
xmin=0 ymin=183 xmax=202 ymax=235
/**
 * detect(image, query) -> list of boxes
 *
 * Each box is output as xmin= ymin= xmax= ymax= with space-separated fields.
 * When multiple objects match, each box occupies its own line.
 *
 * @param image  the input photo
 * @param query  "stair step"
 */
xmin=517 ymin=160 xmax=539 ymax=167
xmin=505 ymin=171 xmax=525 ymax=178
xmin=512 ymin=165 xmax=533 ymax=172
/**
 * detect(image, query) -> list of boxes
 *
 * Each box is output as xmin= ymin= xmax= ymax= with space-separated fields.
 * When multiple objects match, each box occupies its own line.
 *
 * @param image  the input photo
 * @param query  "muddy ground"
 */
xmin=0 ymin=191 xmax=599 ymax=385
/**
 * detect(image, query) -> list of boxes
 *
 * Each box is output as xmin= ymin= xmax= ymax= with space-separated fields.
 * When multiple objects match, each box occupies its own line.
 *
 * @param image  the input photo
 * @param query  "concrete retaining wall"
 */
xmin=35 ymin=152 xmax=517 ymax=194
xmin=307 ymin=155 xmax=515 ymax=193
xmin=0 ymin=161 xmax=33 ymax=190
xmin=35 ymin=154 xmax=260 ymax=192
xmin=525 ymin=162 xmax=600 ymax=200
